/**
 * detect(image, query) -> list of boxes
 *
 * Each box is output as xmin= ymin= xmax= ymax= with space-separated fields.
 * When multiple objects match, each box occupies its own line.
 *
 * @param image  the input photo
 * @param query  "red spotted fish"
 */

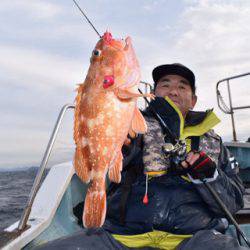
xmin=73 ymin=32 xmax=153 ymax=228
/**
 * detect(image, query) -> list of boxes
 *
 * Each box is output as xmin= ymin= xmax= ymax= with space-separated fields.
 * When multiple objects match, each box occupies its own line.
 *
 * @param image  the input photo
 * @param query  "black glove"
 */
xmin=185 ymin=151 xmax=216 ymax=180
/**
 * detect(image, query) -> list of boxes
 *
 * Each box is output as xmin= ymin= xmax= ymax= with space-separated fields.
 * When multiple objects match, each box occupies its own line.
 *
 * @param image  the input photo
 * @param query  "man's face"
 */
xmin=154 ymin=74 xmax=197 ymax=117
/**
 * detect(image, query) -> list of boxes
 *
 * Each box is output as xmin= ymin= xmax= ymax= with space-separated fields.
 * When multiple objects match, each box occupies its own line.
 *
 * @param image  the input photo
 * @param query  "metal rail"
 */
xmin=140 ymin=81 xmax=153 ymax=109
xmin=216 ymin=72 xmax=250 ymax=141
xmin=18 ymin=104 xmax=75 ymax=231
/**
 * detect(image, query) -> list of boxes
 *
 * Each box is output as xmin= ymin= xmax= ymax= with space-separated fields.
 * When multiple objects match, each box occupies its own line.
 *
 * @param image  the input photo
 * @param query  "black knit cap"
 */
xmin=152 ymin=63 xmax=196 ymax=93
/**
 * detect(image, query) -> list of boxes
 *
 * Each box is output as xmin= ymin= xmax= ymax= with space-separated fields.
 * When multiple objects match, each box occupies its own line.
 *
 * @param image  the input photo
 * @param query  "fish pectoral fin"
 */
xmin=131 ymin=107 xmax=147 ymax=134
xmin=114 ymin=88 xmax=141 ymax=99
xmin=108 ymin=152 xmax=123 ymax=183
xmin=74 ymin=146 xmax=91 ymax=183
xmin=114 ymin=88 xmax=155 ymax=100
xmin=114 ymin=88 xmax=138 ymax=99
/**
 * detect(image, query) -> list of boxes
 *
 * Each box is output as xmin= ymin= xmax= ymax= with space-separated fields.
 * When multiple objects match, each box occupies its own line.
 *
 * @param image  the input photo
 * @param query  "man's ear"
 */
xmin=191 ymin=95 xmax=197 ymax=109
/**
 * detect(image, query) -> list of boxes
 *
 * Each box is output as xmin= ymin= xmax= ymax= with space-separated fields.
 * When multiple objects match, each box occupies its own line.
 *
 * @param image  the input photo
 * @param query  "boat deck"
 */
xmin=235 ymin=188 xmax=250 ymax=225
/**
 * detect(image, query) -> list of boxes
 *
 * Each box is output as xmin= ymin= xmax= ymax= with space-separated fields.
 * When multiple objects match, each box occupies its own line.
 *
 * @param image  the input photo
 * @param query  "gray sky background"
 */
xmin=0 ymin=0 xmax=250 ymax=169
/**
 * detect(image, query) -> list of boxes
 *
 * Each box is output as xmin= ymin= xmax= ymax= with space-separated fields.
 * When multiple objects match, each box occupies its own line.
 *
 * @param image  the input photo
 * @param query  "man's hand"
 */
xmin=181 ymin=151 xmax=216 ymax=180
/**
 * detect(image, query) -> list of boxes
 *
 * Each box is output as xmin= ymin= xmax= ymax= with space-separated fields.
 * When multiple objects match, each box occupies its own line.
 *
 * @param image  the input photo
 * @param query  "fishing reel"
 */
xmin=162 ymin=140 xmax=187 ymax=174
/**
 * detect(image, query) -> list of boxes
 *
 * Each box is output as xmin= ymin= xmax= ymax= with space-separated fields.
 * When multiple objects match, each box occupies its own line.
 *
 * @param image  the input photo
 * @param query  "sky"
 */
xmin=0 ymin=0 xmax=250 ymax=168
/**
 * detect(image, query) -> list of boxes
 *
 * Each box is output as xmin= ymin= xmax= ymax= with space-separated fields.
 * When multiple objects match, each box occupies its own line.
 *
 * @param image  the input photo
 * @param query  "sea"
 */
xmin=0 ymin=167 xmax=48 ymax=231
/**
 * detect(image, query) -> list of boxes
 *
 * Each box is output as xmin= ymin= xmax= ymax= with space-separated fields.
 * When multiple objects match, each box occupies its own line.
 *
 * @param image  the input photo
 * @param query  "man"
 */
xmin=103 ymin=63 xmax=245 ymax=249
xmin=37 ymin=64 xmax=245 ymax=250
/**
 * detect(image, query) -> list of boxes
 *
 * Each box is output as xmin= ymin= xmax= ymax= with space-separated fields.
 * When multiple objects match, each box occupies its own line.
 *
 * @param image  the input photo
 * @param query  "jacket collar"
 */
xmin=185 ymin=110 xmax=212 ymax=126
xmin=144 ymin=97 xmax=220 ymax=140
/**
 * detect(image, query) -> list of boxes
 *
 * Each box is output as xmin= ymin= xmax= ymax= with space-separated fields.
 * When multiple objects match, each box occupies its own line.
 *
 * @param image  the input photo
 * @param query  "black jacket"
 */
xmin=103 ymin=99 xmax=244 ymax=236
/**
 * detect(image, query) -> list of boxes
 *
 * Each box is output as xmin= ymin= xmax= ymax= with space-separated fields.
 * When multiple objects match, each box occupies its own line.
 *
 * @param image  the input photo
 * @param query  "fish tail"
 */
xmin=83 ymin=180 xmax=106 ymax=228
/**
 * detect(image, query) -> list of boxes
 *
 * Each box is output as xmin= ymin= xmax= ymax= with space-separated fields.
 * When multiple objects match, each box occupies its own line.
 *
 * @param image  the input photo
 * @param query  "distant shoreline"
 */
xmin=0 ymin=166 xmax=39 ymax=172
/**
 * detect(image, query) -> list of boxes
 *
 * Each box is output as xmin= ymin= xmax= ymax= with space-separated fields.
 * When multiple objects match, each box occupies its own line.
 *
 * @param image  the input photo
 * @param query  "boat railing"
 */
xmin=140 ymin=81 xmax=153 ymax=108
xmin=216 ymin=72 xmax=250 ymax=141
xmin=17 ymin=104 xmax=75 ymax=231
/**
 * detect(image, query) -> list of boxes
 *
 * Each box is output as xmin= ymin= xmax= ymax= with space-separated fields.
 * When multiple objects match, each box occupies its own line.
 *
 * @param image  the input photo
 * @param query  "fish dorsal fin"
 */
xmin=131 ymin=107 xmax=147 ymax=134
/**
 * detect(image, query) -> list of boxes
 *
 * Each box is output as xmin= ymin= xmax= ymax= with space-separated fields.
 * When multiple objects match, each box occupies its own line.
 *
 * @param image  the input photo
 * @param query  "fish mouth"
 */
xmin=103 ymin=75 xmax=115 ymax=89
xmin=102 ymin=32 xmax=113 ymax=44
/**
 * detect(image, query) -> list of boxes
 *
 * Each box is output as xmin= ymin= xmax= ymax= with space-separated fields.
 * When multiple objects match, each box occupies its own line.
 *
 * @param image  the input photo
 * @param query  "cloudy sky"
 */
xmin=1 ymin=0 xmax=250 ymax=168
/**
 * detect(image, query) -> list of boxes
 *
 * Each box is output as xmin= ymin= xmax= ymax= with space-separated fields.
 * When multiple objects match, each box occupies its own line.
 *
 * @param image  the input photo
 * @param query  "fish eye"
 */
xmin=92 ymin=49 xmax=101 ymax=56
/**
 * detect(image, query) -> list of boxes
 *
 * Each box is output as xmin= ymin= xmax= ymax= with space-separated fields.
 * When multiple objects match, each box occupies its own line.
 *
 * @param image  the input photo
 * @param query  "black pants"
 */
xmin=35 ymin=228 xmax=249 ymax=250
xmin=177 ymin=230 xmax=249 ymax=250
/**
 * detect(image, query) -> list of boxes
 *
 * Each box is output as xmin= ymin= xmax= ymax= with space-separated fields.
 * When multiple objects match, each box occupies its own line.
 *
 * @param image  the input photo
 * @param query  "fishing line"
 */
xmin=72 ymin=0 xmax=101 ymax=38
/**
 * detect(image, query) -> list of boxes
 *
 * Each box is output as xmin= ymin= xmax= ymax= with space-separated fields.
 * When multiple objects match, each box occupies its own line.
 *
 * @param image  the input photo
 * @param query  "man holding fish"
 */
xmin=102 ymin=63 xmax=246 ymax=250
xmin=36 ymin=33 xmax=245 ymax=250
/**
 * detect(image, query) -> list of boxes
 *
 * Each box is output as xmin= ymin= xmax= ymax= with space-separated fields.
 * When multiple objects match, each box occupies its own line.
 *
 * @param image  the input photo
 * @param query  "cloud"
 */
xmin=142 ymin=0 xmax=169 ymax=12
xmin=165 ymin=0 xmax=250 ymax=140
xmin=0 ymin=0 xmax=62 ymax=20
xmin=175 ymin=0 xmax=250 ymax=68
xmin=0 ymin=44 xmax=86 ymax=90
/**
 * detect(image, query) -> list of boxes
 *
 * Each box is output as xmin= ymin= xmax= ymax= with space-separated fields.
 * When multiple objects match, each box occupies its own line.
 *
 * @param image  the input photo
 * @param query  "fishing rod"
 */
xmin=72 ymin=0 xmax=250 ymax=247
xmin=203 ymin=180 xmax=250 ymax=247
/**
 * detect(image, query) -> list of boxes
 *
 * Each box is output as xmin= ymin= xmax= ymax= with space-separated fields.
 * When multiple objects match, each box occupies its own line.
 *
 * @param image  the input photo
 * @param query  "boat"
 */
xmin=1 ymin=75 xmax=250 ymax=250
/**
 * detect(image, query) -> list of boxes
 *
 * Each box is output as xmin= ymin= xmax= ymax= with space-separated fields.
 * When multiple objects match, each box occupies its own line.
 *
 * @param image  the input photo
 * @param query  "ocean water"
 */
xmin=0 ymin=168 xmax=48 ymax=231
